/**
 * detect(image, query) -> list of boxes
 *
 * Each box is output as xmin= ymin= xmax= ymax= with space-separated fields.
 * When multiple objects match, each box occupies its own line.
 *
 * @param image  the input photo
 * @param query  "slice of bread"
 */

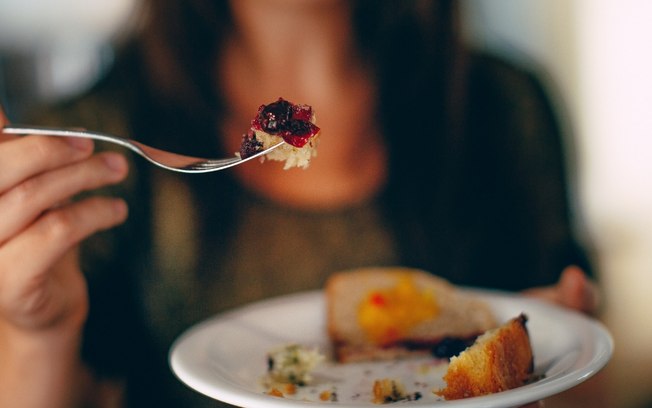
xmin=435 ymin=314 xmax=533 ymax=400
xmin=325 ymin=267 xmax=497 ymax=363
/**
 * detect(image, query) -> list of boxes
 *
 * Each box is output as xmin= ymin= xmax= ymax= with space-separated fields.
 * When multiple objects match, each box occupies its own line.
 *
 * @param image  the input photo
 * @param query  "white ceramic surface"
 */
xmin=170 ymin=289 xmax=613 ymax=408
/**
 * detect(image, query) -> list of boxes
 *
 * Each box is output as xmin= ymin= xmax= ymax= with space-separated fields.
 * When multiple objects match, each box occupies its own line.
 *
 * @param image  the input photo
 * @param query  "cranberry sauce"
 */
xmin=401 ymin=335 xmax=479 ymax=359
xmin=430 ymin=337 xmax=476 ymax=358
xmin=251 ymin=98 xmax=320 ymax=148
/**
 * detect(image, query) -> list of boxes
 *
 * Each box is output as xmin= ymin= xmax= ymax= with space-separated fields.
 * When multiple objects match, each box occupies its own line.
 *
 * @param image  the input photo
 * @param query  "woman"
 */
xmin=0 ymin=0 xmax=597 ymax=406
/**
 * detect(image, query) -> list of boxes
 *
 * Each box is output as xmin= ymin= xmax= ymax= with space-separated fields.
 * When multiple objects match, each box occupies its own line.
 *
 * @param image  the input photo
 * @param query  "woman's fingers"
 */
xmin=0 ymin=196 xmax=127 ymax=329
xmin=0 ymin=196 xmax=128 ymax=286
xmin=0 ymin=151 xmax=128 ymax=244
xmin=0 ymin=107 xmax=130 ymax=332
xmin=523 ymin=266 xmax=600 ymax=315
xmin=0 ymin=135 xmax=95 ymax=194
xmin=557 ymin=266 xmax=600 ymax=314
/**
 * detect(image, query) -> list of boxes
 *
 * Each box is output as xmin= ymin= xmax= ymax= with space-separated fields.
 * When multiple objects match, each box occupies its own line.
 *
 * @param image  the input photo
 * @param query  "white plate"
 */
xmin=169 ymin=289 xmax=613 ymax=408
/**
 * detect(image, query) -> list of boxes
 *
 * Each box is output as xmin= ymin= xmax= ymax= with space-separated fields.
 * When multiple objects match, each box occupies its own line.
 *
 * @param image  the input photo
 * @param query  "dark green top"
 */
xmin=36 ymin=50 xmax=591 ymax=407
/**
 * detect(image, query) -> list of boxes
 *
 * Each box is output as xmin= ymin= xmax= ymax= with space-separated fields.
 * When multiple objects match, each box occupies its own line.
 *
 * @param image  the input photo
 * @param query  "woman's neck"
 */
xmin=225 ymin=0 xmax=358 ymax=97
xmin=218 ymin=0 xmax=387 ymax=210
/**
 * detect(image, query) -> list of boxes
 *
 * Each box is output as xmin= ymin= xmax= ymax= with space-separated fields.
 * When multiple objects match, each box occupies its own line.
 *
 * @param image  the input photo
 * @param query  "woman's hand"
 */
xmin=517 ymin=266 xmax=600 ymax=408
xmin=523 ymin=265 xmax=600 ymax=315
xmin=0 ymin=107 xmax=129 ymax=406
xmin=0 ymin=108 xmax=129 ymax=333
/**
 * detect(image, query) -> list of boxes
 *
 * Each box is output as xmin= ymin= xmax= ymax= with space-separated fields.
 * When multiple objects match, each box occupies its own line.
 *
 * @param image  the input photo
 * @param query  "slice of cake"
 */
xmin=435 ymin=314 xmax=533 ymax=400
xmin=239 ymin=98 xmax=320 ymax=169
xmin=325 ymin=267 xmax=497 ymax=363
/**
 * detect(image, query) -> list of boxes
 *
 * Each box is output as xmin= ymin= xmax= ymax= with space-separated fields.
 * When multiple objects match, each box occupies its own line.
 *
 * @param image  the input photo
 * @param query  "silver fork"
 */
xmin=2 ymin=124 xmax=283 ymax=174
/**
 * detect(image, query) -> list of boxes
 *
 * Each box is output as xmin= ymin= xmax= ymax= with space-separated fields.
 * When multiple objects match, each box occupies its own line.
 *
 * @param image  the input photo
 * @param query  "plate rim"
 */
xmin=169 ymin=289 xmax=614 ymax=407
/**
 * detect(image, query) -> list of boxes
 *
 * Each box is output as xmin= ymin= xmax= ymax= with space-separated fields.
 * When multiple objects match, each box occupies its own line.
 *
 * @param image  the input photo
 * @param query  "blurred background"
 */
xmin=463 ymin=3 xmax=652 ymax=407
xmin=1 ymin=1 xmax=650 ymax=407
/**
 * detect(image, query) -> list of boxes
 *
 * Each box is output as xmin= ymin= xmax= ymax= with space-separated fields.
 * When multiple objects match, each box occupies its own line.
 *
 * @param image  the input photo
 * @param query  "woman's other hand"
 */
xmin=522 ymin=265 xmax=600 ymax=315
xmin=0 ymin=107 xmax=129 ymax=406
xmin=519 ymin=268 xmax=602 ymax=408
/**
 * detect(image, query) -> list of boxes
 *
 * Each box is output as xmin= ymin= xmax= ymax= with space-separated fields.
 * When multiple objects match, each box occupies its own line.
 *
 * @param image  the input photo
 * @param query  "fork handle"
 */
xmin=4 ymin=124 xmax=130 ymax=146
xmin=2 ymin=124 xmax=145 ymax=154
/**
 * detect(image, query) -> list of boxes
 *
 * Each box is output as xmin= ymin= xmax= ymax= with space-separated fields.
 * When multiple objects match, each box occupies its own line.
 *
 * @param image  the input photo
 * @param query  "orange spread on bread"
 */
xmin=357 ymin=275 xmax=439 ymax=345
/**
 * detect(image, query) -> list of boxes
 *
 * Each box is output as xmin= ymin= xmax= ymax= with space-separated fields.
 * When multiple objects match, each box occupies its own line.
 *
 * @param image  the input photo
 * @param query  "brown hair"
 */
xmin=135 ymin=0 xmax=466 ymax=137
xmin=137 ymin=0 xmax=231 ymax=111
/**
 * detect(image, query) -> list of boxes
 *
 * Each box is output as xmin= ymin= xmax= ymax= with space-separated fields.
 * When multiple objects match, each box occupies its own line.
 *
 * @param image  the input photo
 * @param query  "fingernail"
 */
xmin=67 ymin=136 xmax=93 ymax=151
xmin=103 ymin=153 xmax=127 ymax=173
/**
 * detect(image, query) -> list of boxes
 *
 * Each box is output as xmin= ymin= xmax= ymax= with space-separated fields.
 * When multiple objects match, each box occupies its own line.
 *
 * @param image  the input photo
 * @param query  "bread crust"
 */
xmin=435 ymin=314 xmax=533 ymax=400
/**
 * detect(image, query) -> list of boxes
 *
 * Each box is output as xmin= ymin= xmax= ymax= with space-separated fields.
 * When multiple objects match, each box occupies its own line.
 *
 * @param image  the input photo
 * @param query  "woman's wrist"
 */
xmin=0 ymin=322 xmax=86 ymax=408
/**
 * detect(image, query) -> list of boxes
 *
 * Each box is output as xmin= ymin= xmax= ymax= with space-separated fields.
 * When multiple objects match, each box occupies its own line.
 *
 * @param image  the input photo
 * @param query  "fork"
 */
xmin=2 ymin=124 xmax=284 ymax=174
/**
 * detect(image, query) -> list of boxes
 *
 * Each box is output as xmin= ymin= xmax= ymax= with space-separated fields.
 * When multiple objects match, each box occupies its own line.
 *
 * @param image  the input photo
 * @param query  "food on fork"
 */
xmin=325 ymin=267 xmax=497 ymax=363
xmin=435 ymin=314 xmax=533 ymax=400
xmin=239 ymin=98 xmax=320 ymax=169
